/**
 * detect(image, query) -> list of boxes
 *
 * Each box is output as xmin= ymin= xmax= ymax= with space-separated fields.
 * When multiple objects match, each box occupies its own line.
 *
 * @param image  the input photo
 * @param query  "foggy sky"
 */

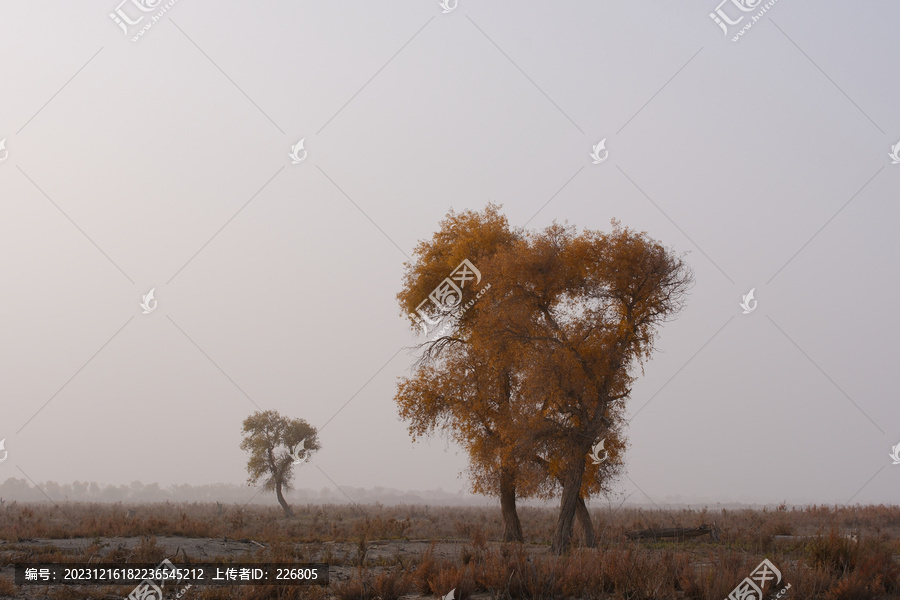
xmin=1 ymin=0 xmax=898 ymax=507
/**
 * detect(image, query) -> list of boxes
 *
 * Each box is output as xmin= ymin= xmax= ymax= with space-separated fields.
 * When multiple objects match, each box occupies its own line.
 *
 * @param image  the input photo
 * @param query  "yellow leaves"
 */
xmin=396 ymin=205 xmax=692 ymax=506
xmin=399 ymin=204 xmax=518 ymax=332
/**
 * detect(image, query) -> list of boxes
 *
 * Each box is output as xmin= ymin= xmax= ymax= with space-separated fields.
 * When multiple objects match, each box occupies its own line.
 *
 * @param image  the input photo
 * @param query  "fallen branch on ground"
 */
xmin=626 ymin=524 xmax=719 ymax=541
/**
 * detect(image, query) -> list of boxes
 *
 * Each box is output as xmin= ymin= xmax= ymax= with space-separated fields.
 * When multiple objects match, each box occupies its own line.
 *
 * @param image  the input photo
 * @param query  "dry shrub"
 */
xmin=474 ymin=544 xmax=530 ymax=597
xmin=267 ymin=540 xmax=308 ymax=562
xmin=459 ymin=525 xmax=488 ymax=565
xmin=657 ymin=549 xmax=694 ymax=596
xmin=472 ymin=546 xmax=567 ymax=600
xmin=370 ymin=567 xmax=410 ymax=600
xmin=826 ymin=570 xmax=883 ymax=600
xmin=8 ymin=545 xmax=69 ymax=564
xmin=604 ymin=547 xmax=647 ymax=597
xmin=453 ymin=518 xmax=488 ymax=545
xmin=129 ymin=535 xmax=168 ymax=563
xmin=854 ymin=538 xmax=900 ymax=593
xmin=783 ymin=563 xmax=834 ymax=599
xmin=349 ymin=515 xmax=412 ymax=541
xmin=428 ymin=564 xmax=475 ymax=599
xmin=674 ymin=561 xmax=704 ymax=600
xmin=763 ymin=515 xmax=794 ymax=537
xmin=808 ymin=530 xmax=858 ymax=575
xmin=0 ymin=576 xmax=16 ymax=597
xmin=332 ymin=569 xmax=373 ymax=600
xmin=103 ymin=544 xmax=133 ymax=565
xmin=410 ymin=544 xmax=441 ymax=595
xmin=680 ymin=549 xmax=755 ymax=600
xmin=559 ymin=549 xmax=609 ymax=600
xmin=603 ymin=546 xmax=679 ymax=600
xmin=332 ymin=567 xmax=409 ymax=600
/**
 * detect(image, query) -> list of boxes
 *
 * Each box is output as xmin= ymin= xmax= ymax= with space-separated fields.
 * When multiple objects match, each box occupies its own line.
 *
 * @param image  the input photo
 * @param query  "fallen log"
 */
xmin=626 ymin=524 xmax=719 ymax=541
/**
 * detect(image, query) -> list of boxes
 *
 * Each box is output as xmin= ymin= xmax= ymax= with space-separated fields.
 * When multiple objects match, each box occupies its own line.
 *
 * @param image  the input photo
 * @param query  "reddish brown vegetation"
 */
xmin=0 ymin=502 xmax=898 ymax=599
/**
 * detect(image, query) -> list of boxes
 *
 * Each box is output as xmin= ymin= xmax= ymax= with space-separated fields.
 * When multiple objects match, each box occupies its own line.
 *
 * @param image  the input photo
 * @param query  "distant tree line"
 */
xmin=0 ymin=477 xmax=499 ymax=506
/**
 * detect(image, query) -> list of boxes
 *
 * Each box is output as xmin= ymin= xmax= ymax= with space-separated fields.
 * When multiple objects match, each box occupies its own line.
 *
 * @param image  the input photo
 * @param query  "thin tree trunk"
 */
xmin=275 ymin=480 xmax=293 ymax=517
xmin=499 ymin=467 xmax=523 ymax=542
xmin=576 ymin=497 xmax=596 ymax=548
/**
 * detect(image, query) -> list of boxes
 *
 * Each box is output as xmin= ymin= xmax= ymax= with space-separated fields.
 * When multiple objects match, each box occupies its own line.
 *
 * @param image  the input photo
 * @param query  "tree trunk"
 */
xmin=551 ymin=461 xmax=585 ymax=554
xmin=499 ymin=467 xmax=523 ymax=542
xmin=576 ymin=497 xmax=596 ymax=548
xmin=275 ymin=480 xmax=293 ymax=517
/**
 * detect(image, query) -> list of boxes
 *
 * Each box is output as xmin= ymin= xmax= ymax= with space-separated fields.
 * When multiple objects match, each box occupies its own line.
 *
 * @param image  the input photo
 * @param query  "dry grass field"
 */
xmin=0 ymin=502 xmax=898 ymax=599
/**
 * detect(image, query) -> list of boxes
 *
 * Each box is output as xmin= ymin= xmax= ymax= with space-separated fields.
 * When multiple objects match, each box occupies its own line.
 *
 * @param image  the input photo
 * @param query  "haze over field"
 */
xmin=1 ymin=1 xmax=898 ymax=508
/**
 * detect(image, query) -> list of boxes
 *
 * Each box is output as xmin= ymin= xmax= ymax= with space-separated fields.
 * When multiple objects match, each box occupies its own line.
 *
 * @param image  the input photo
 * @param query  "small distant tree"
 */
xmin=240 ymin=410 xmax=320 ymax=517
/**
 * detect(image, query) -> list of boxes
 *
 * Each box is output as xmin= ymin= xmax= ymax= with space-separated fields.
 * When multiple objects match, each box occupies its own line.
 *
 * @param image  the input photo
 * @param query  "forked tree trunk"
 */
xmin=576 ymin=497 xmax=596 ymax=548
xmin=553 ymin=471 xmax=595 ymax=547
xmin=275 ymin=480 xmax=293 ymax=517
xmin=499 ymin=467 xmax=523 ymax=542
xmin=551 ymin=458 xmax=587 ymax=554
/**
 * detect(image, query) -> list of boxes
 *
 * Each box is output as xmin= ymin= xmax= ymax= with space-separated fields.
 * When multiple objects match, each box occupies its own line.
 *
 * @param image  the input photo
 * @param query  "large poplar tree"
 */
xmin=397 ymin=208 xmax=692 ymax=553
xmin=478 ymin=221 xmax=692 ymax=553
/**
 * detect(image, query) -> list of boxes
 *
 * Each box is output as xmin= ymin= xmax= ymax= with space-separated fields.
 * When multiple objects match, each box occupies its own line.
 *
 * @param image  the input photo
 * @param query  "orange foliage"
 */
xmin=396 ymin=206 xmax=693 ymax=553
